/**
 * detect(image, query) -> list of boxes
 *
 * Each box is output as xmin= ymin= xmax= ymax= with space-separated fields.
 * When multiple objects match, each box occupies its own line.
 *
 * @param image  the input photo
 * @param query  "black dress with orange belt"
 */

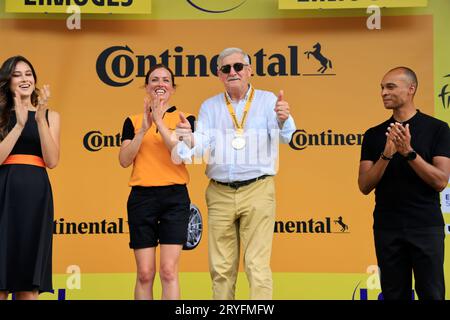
xmin=0 ymin=110 xmax=53 ymax=293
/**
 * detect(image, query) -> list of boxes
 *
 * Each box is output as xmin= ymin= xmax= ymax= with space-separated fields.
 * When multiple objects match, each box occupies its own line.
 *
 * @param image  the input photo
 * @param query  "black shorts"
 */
xmin=127 ymin=184 xmax=190 ymax=249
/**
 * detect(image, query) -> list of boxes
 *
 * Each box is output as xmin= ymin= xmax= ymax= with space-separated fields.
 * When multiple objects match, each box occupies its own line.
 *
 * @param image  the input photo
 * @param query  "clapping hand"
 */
xmin=387 ymin=122 xmax=413 ymax=156
xmin=13 ymin=90 xmax=28 ymax=128
xmin=384 ymin=124 xmax=398 ymax=158
xmin=151 ymin=96 xmax=165 ymax=126
xmin=141 ymin=96 xmax=153 ymax=133
xmin=36 ymin=84 xmax=50 ymax=123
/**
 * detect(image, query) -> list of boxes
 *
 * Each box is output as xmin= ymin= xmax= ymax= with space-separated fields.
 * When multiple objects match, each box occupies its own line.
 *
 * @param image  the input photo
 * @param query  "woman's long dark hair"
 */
xmin=0 ymin=56 xmax=39 ymax=140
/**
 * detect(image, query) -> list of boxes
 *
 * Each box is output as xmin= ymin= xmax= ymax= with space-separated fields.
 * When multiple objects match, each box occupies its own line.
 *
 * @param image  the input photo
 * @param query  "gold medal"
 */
xmin=224 ymin=87 xmax=255 ymax=151
xmin=232 ymin=135 xmax=246 ymax=150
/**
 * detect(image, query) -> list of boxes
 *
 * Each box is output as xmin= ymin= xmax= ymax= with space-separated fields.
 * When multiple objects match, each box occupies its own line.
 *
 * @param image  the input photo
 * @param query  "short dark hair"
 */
xmin=144 ymin=64 xmax=176 ymax=88
xmin=388 ymin=66 xmax=418 ymax=93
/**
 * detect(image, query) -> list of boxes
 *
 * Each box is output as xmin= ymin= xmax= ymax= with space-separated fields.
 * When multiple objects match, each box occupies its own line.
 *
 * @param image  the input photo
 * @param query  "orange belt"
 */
xmin=2 ymin=154 xmax=46 ymax=168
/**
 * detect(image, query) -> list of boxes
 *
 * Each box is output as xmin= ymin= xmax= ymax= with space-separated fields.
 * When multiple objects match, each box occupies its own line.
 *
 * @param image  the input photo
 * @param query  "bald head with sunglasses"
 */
xmin=217 ymin=48 xmax=291 ymax=127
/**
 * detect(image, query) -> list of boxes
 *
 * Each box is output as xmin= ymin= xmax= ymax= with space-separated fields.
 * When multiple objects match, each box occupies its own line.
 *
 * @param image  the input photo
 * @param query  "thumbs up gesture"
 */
xmin=178 ymin=112 xmax=189 ymax=126
xmin=176 ymin=112 xmax=193 ymax=147
xmin=274 ymin=90 xmax=290 ymax=124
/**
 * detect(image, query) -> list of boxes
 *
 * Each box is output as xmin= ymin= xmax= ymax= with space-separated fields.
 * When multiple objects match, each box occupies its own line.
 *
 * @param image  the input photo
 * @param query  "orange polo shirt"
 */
xmin=121 ymin=106 xmax=195 ymax=187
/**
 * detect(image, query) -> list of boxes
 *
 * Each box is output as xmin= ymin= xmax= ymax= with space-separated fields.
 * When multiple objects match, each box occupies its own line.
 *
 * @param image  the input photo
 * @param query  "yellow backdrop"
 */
xmin=0 ymin=4 xmax=448 ymax=300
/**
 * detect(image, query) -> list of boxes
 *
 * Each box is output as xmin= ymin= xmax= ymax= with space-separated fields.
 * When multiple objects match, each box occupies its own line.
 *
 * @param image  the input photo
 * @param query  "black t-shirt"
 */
xmin=360 ymin=110 xmax=450 ymax=229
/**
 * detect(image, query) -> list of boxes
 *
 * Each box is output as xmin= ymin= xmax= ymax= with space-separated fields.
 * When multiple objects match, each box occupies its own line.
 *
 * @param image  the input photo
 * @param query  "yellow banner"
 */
xmin=279 ymin=0 xmax=428 ymax=9
xmin=5 ymin=0 xmax=151 ymax=14
xmin=0 ymin=15 xmax=435 ymax=275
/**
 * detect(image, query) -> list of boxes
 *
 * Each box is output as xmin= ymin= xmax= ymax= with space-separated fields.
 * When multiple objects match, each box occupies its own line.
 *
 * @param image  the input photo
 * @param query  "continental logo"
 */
xmin=96 ymin=45 xmax=335 ymax=87
xmin=53 ymin=218 xmax=127 ymax=235
xmin=82 ymin=129 xmax=364 ymax=152
xmin=274 ymin=217 xmax=350 ymax=234
xmin=83 ymin=131 xmax=121 ymax=152
xmin=289 ymin=129 xmax=364 ymax=150
xmin=186 ymin=0 xmax=247 ymax=13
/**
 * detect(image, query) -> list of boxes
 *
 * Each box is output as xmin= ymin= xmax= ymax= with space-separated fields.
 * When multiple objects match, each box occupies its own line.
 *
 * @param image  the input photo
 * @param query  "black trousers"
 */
xmin=374 ymin=226 xmax=445 ymax=300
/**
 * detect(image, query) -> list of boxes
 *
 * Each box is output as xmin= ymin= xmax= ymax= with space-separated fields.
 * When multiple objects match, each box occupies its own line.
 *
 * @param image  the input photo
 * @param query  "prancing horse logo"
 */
xmin=304 ymin=42 xmax=333 ymax=74
xmin=334 ymin=216 xmax=349 ymax=232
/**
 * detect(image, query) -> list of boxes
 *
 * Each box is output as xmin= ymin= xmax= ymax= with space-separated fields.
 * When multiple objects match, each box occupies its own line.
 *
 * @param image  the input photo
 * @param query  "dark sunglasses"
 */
xmin=219 ymin=63 xmax=248 ymax=74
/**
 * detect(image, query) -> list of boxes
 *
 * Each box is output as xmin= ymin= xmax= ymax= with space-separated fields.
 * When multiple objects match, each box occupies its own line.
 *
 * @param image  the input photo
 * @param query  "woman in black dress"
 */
xmin=0 ymin=56 xmax=60 ymax=300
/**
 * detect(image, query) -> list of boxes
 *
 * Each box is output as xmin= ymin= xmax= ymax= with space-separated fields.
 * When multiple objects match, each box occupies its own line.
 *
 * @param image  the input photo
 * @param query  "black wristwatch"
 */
xmin=405 ymin=150 xmax=417 ymax=161
xmin=380 ymin=152 xmax=392 ymax=161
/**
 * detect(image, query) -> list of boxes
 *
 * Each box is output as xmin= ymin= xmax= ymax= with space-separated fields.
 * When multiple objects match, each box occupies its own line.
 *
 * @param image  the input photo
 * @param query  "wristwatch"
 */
xmin=380 ymin=152 xmax=392 ymax=161
xmin=405 ymin=150 xmax=417 ymax=161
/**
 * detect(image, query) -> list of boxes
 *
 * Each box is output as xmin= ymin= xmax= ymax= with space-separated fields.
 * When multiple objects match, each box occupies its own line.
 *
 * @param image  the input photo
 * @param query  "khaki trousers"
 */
xmin=206 ymin=176 xmax=276 ymax=300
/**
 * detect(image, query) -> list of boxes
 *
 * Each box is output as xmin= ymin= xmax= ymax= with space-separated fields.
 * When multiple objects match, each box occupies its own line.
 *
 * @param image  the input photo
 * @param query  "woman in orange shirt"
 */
xmin=119 ymin=64 xmax=195 ymax=300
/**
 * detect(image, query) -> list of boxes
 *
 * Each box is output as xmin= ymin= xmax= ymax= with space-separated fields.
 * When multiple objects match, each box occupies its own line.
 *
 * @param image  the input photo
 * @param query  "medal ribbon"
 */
xmin=224 ymin=87 xmax=255 ymax=135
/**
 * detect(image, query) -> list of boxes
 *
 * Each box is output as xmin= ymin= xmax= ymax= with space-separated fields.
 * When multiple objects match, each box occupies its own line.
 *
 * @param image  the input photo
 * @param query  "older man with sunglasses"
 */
xmin=176 ymin=47 xmax=296 ymax=300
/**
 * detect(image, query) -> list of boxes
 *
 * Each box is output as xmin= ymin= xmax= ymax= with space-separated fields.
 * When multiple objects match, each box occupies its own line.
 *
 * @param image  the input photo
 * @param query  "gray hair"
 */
xmin=217 ymin=48 xmax=250 ymax=67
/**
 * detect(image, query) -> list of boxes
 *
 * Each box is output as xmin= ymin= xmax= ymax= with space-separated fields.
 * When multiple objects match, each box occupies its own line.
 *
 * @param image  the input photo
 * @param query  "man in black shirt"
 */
xmin=358 ymin=67 xmax=450 ymax=300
